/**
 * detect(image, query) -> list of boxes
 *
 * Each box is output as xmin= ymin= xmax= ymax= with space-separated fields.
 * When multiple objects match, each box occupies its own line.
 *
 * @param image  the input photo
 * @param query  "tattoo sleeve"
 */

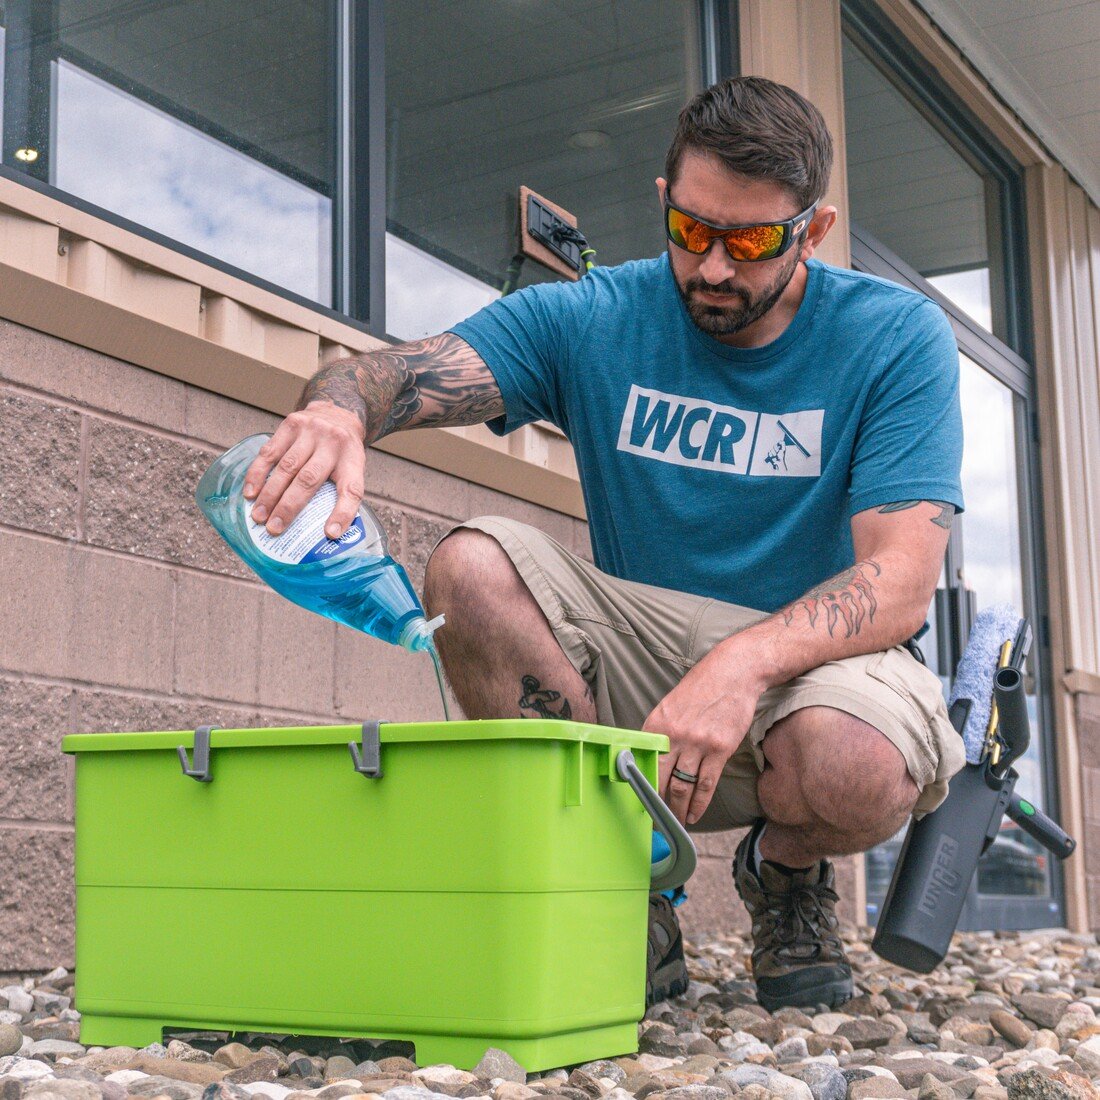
xmin=877 ymin=499 xmax=956 ymax=529
xmin=781 ymin=560 xmax=882 ymax=639
xmin=296 ymin=333 xmax=504 ymax=443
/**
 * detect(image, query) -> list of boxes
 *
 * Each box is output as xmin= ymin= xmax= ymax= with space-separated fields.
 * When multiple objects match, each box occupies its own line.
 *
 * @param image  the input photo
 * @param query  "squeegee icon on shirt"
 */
xmin=764 ymin=418 xmax=812 ymax=472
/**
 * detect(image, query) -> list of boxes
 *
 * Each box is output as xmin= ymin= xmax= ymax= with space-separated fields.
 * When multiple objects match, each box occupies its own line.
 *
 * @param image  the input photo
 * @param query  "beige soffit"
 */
xmin=0 ymin=175 xmax=585 ymax=519
xmin=869 ymin=0 xmax=1054 ymax=171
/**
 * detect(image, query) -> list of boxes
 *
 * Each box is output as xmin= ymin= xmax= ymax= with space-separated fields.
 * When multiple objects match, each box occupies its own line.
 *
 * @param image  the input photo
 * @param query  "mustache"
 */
xmin=685 ymin=278 xmax=747 ymax=298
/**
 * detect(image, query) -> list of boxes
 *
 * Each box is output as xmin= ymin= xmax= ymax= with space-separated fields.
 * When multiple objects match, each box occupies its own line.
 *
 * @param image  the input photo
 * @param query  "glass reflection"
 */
xmin=54 ymin=62 xmax=332 ymax=303
xmin=384 ymin=0 xmax=697 ymax=339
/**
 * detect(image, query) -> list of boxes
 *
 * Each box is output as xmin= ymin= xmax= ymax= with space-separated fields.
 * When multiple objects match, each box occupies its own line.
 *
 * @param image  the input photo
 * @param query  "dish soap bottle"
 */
xmin=196 ymin=434 xmax=446 ymax=665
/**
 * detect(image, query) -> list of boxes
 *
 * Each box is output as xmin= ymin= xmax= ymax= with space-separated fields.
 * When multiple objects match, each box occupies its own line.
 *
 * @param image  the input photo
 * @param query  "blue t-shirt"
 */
xmin=450 ymin=255 xmax=963 ymax=613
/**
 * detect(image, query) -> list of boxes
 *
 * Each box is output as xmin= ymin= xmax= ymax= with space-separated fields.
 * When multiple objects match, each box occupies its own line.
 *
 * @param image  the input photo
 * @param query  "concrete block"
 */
xmin=367 ymin=447 xmax=471 ymax=522
xmin=0 ymin=319 xmax=186 ymax=430
xmin=173 ymin=571 xmax=263 ymax=705
xmin=365 ymin=497 xmax=404 ymax=559
xmin=0 ymin=529 xmax=69 ymax=676
xmin=0 ymin=390 xmax=81 ymax=538
xmin=0 ymin=826 xmax=74 ymax=972
xmin=334 ymin=627 xmax=459 ymax=722
xmin=1083 ymin=767 xmax=1100 ymax=827
xmin=404 ymin=513 xmax=453 ymax=593
xmin=1085 ymin=821 xmax=1100 ymax=877
xmin=84 ymin=418 xmax=249 ymax=577
xmin=0 ymin=677 xmax=73 ymax=823
xmin=0 ymin=534 xmax=173 ymax=690
xmin=679 ymin=853 xmax=750 ymax=941
xmin=68 ymin=546 xmax=175 ymax=691
xmin=1088 ymin=876 xmax=1100 ymax=931
xmin=833 ymin=853 xmax=862 ymax=926
xmin=1078 ymin=693 xmax=1100 ymax=768
xmin=256 ymin=592 xmax=336 ymax=715
xmin=467 ymin=482 xmax=575 ymax=546
xmin=692 ymin=830 xmax=740 ymax=859
xmin=182 ymin=385 xmax=281 ymax=451
xmin=71 ymin=686 xmax=255 ymax=735
xmin=571 ymin=518 xmax=594 ymax=563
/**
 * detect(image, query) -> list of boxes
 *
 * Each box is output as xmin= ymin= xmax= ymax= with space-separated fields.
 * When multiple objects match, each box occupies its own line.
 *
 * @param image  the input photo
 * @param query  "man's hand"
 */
xmin=643 ymin=638 xmax=766 ymax=826
xmin=240 ymin=333 xmax=502 ymax=538
xmin=244 ymin=403 xmax=366 ymax=539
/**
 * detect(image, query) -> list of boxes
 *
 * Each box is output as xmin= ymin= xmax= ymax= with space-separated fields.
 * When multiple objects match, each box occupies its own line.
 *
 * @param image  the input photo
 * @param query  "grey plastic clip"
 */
xmin=616 ymin=749 xmax=697 ymax=892
xmin=349 ymin=720 xmax=384 ymax=778
xmin=178 ymin=725 xmax=217 ymax=782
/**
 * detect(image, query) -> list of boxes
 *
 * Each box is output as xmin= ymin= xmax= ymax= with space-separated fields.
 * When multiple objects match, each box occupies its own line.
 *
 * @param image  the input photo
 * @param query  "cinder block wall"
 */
xmin=0 ymin=317 xmax=858 ymax=974
xmin=1079 ymin=693 xmax=1100 ymax=926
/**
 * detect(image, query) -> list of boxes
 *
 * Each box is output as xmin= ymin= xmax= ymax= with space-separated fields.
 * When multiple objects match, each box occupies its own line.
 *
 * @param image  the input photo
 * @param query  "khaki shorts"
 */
xmin=444 ymin=515 xmax=966 ymax=828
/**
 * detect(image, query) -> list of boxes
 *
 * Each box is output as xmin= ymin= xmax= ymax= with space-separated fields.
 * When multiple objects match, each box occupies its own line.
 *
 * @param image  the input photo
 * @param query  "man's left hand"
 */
xmin=643 ymin=638 xmax=765 ymax=826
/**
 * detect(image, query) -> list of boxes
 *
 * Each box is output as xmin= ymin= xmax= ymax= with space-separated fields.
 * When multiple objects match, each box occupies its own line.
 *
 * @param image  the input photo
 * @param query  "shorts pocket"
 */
xmin=864 ymin=647 xmax=958 ymax=782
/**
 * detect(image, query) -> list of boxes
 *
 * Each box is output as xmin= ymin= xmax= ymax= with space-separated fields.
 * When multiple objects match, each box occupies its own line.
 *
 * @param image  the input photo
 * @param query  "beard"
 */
xmin=675 ymin=249 xmax=801 ymax=337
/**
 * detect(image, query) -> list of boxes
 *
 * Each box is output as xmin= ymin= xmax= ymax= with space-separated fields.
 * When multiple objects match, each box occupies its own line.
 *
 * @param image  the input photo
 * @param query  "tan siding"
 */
xmin=0 ymin=176 xmax=584 ymax=519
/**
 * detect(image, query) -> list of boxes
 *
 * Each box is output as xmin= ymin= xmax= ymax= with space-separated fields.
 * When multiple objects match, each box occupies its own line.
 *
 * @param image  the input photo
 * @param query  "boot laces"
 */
xmin=761 ymin=877 xmax=841 ymax=960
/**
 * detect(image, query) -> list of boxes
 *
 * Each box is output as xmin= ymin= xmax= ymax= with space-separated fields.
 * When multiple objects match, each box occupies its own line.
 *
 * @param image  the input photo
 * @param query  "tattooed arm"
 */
xmin=243 ymin=333 xmax=502 ymax=537
xmin=645 ymin=499 xmax=954 ymax=825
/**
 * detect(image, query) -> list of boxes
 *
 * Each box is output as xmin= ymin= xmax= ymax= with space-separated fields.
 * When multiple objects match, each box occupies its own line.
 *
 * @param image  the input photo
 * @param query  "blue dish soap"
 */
xmin=196 ymin=434 xmax=446 ymax=670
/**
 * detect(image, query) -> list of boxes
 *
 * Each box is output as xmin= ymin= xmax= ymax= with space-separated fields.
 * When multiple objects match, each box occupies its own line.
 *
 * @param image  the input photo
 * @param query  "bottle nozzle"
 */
xmin=397 ymin=612 xmax=446 ymax=652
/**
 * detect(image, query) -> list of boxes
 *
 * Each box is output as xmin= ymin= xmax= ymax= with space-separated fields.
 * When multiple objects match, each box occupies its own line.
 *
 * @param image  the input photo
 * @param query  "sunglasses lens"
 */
xmin=722 ymin=224 xmax=785 ymax=261
xmin=667 ymin=205 xmax=788 ymax=261
xmin=666 ymin=207 xmax=713 ymax=253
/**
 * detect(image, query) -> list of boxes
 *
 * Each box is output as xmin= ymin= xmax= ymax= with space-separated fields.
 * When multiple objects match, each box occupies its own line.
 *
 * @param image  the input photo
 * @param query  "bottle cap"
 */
xmin=397 ymin=613 xmax=446 ymax=652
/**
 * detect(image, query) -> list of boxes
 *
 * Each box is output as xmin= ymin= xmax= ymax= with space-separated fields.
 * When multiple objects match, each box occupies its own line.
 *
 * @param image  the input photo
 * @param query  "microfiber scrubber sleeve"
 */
xmin=947 ymin=603 xmax=1024 ymax=763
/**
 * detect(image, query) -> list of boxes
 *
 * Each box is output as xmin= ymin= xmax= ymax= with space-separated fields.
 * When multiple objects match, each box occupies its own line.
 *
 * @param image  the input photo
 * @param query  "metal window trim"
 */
xmin=850 ymin=227 xmax=1031 ymax=392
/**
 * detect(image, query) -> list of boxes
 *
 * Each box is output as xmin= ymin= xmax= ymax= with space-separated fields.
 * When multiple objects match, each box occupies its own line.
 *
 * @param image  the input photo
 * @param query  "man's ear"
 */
xmin=799 ymin=205 xmax=838 ymax=261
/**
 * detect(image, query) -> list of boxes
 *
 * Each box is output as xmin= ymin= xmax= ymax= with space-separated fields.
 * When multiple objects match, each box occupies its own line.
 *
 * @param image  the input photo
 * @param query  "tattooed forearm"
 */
xmin=877 ymin=499 xmax=956 ymax=529
xmin=781 ymin=560 xmax=882 ymax=639
xmin=297 ymin=333 xmax=504 ymax=443
xmin=518 ymin=675 xmax=573 ymax=720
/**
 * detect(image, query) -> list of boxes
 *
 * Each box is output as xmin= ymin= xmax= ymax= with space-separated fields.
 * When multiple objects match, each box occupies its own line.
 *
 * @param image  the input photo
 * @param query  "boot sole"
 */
xmin=756 ymin=975 xmax=853 ymax=1012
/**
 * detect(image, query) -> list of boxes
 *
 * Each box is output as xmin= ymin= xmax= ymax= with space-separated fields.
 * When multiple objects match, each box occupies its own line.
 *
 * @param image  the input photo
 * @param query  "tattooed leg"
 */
xmin=423 ymin=529 xmax=596 ymax=722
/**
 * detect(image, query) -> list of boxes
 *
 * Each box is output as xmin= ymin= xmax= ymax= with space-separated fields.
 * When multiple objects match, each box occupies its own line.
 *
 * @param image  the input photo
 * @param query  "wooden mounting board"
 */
xmin=518 ymin=185 xmax=580 ymax=281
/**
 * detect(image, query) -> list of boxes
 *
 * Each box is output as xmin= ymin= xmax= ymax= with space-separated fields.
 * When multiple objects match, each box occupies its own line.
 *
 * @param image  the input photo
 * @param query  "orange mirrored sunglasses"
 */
xmin=665 ymin=199 xmax=817 ymax=262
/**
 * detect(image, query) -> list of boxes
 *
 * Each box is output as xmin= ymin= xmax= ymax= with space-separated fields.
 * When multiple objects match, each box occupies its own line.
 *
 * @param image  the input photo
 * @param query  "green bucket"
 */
xmin=63 ymin=719 xmax=696 ymax=1071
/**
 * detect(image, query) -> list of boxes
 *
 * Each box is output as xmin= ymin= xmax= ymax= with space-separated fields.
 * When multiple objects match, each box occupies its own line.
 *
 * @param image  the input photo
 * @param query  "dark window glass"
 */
xmin=384 ymin=0 xmax=702 ymax=339
xmin=842 ymin=32 xmax=1008 ymax=342
xmin=3 ymin=1 xmax=335 ymax=305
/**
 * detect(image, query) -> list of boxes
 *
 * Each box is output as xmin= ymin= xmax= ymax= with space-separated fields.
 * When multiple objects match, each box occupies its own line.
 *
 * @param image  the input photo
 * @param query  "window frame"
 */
xmin=2 ymin=0 xmax=737 ymax=337
xmin=843 ymin=0 xmax=1064 ymax=929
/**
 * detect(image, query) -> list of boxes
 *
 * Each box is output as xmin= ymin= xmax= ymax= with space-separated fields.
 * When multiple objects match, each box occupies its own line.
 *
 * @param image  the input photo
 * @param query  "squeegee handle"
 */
xmin=1007 ymin=791 xmax=1076 ymax=860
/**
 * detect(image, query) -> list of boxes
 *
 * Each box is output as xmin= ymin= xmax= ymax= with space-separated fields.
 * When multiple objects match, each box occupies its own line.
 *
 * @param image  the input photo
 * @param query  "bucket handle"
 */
xmin=616 ymin=749 xmax=697 ymax=892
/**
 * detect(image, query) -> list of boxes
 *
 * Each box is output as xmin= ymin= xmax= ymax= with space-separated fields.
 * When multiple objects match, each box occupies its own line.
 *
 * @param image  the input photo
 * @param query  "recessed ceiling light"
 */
xmin=15 ymin=147 xmax=39 ymax=163
xmin=568 ymin=129 xmax=610 ymax=150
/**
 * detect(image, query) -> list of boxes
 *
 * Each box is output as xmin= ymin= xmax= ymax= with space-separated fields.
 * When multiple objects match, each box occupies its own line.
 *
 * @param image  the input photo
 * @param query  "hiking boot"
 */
xmin=646 ymin=892 xmax=689 ymax=1007
xmin=732 ymin=820 xmax=853 ymax=1011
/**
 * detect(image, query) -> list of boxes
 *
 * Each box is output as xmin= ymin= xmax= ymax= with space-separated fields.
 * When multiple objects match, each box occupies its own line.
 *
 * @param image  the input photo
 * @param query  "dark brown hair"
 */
xmin=665 ymin=76 xmax=833 ymax=210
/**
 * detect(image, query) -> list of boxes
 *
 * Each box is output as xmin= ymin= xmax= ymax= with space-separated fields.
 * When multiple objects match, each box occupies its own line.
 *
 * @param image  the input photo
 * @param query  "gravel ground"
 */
xmin=5 ymin=928 xmax=1100 ymax=1100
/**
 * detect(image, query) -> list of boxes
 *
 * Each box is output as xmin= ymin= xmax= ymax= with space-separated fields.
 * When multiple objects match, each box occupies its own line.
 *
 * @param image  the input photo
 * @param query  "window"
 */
xmin=842 ymin=30 xmax=1010 ymax=344
xmin=383 ymin=0 xmax=708 ymax=340
xmin=843 ymin=2 xmax=1059 ymax=927
xmin=2 ymin=1 xmax=336 ymax=305
xmin=2 ymin=1 xmax=731 ymax=333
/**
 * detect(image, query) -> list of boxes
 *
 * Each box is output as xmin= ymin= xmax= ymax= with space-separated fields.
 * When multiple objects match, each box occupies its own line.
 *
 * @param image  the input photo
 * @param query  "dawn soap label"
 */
xmin=246 ymin=482 xmax=367 ymax=564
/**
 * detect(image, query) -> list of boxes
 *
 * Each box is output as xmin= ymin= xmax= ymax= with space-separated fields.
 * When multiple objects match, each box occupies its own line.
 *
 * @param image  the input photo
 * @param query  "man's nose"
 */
xmin=697 ymin=239 xmax=740 ymax=284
